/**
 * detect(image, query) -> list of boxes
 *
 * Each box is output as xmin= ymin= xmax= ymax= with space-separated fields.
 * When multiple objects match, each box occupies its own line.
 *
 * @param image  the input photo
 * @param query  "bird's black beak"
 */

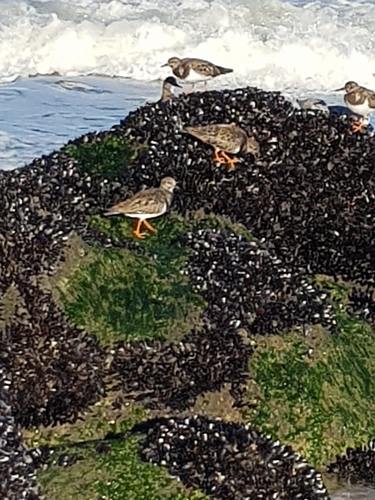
xmin=161 ymin=63 xmax=168 ymax=67
xmin=174 ymin=82 xmax=182 ymax=88
xmin=334 ymin=86 xmax=345 ymax=91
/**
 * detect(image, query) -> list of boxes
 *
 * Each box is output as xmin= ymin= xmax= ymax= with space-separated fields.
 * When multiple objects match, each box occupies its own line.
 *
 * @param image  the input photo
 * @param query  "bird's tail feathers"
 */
xmin=181 ymin=126 xmax=194 ymax=134
xmin=102 ymin=210 xmax=120 ymax=217
xmin=217 ymin=66 xmax=233 ymax=75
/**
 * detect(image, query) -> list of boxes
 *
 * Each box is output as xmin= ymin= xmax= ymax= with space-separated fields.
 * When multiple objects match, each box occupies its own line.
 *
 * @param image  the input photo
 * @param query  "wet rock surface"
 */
xmin=0 ymin=85 xmax=375 ymax=497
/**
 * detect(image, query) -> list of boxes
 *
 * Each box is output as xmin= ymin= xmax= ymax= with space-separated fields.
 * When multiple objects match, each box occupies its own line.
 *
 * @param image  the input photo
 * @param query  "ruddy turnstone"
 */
xmin=103 ymin=177 xmax=176 ymax=239
xmin=334 ymin=81 xmax=375 ymax=132
xmin=183 ymin=123 xmax=259 ymax=170
xmin=160 ymin=76 xmax=182 ymax=103
xmin=161 ymin=57 xmax=233 ymax=94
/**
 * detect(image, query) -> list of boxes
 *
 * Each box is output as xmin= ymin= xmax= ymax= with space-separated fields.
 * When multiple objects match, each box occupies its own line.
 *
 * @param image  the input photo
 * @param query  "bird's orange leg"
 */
xmin=185 ymin=84 xmax=195 ymax=95
xmin=133 ymin=219 xmax=147 ymax=239
xmin=351 ymin=119 xmax=366 ymax=133
xmin=213 ymin=149 xmax=227 ymax=164
xmin=142 ymin=219 xmax=158 ymax=234
xmin=220 ymin=151 xmax=240 ymax=171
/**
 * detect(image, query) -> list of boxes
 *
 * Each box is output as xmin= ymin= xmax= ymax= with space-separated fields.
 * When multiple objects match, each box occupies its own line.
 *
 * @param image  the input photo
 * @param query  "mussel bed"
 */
xmin=1 ymin=86 xmax=375 ymax=498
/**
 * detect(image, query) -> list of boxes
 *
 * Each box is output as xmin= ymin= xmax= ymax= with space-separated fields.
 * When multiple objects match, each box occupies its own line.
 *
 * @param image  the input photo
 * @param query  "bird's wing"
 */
xmin=108 ymin=188 xmax=168 ymax=215
xmin=363 ymin=87 xmax=375 ymax=107
xmin=184 ymin=124 xmax=237 ymax=150
xmin=187 ymin=58 xmax=217 ymax=77
xmin=348 ymin=86 xmax=375 ymax=106
xmin=215 ymin=126 xmax=243 ymax=152
xmin=184 ymin=124 xmax=222 ymax=143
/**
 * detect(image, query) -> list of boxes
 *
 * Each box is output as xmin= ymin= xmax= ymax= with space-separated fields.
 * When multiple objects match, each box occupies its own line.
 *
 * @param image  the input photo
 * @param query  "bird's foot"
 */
xmin=133 ymin=219 xmax=147 ymax=239
xmin=142 ymin=220 xmax=158 ymax=234
xmin=225 ymin=158 xmax=240 ymax=171
xmin=352 ymin=120 xmax=366 ymax=133
xmin=213 ymin=150 xmax=227 ymax=164
xmin=133 ymin=230 xmax=147 ymax=239
xmin=220 ymin=151 xmax=240 ymax=171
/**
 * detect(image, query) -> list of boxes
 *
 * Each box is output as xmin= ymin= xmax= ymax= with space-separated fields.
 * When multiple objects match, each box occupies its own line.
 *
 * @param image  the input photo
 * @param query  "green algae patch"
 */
xmin=93 ymin=409 xmax=208 ymax=500
xmin=37 ymin=451 xmax=99 ymax=500
xmin=245 ymin=308 xmax=375 ymax=467
xmin=58 ymin=247 xmax=203 ymax=344
xmin=89 ymin=212 xmax=192 ymax=265
xmin=31 ymin=406 xmax=208 ymax=500
xmin=64 ymin=135 xmax=142 ymax=178
xmin=58 ymin=215 xmax=205 ymax=345
xmin=57 ymin=211 xmax=255 ymax=345
xmin=89 ymin=208 xmax=252 ymax=249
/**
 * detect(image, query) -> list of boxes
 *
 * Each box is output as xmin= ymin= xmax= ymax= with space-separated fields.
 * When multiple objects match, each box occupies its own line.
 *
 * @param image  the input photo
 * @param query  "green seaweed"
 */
xmin=59 ymin=249 xmax=203 ymax=345
xmin=246 ymin=283 xmax=375 ymax=467
xmin=58 ymin=210 xmax=255 ymax=345
xmin=37 ymin=448 xmax=98 ymax=500
xmin=58 ymin=215 xmax=205 ymax=344
xmin=88 ymin=212 xmax=192 ymax=270
xmin=93 ymin=408 xmax=208 ymax=500
xmin=64 ymin=134 xmax=140 ymax=178
xmin=35 ymin=407 xmax=208 ymax=500
xmin=89 ymin=209 xmax=251 ymax=249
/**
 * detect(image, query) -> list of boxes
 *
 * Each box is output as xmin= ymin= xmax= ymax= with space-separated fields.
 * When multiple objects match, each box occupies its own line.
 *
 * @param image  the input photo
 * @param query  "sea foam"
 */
xmin=1 ymin=0 xmax=375 ymax=93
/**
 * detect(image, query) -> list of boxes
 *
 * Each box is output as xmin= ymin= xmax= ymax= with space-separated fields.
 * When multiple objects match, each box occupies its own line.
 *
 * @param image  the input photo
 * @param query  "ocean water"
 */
xmin=0 ymin=0 xmax=374 ymax=169
xmin=0 ymin=76 xmax=160 ymax=169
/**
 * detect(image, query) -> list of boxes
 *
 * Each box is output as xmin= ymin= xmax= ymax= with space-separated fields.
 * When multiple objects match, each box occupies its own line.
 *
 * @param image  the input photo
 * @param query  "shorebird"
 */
xmin=183 ymin=123 xmax=259 ymax=170
xmin=161 ymin=57 xmax=233 ymax=94
xmin=160 ymin=76 xmax=182 ymax=103
xmin=103 ymin=177 xmax=176 ymax=239
xmin=334 ymin=81 xmax=375 ymax=132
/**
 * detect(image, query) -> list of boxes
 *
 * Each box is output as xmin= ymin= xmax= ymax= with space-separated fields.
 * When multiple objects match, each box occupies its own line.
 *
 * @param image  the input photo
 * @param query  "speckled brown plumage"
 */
xmin=162 ymin=56 xmax=233 ymax=93
xmin=103 ymin=177 xmax=176 ymax=238
xmin=336 ymin=81 xmax=375 ymax=132
xmin=184 ymin=123 xmax=259 ymax=170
